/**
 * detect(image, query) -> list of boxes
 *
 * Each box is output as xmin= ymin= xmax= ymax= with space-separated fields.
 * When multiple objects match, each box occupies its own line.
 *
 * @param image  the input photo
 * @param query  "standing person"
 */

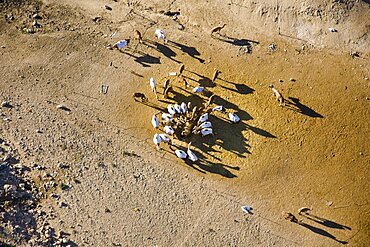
xmin=155 ymin=29 xmax=168 ymax=43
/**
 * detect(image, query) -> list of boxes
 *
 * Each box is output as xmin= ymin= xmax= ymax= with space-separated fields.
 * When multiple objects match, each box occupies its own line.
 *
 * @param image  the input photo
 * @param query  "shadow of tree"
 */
xmin=287 ymin=97 xmax=324 ymax=118
xmin=167 ymin=40 xmax=205 ymax=63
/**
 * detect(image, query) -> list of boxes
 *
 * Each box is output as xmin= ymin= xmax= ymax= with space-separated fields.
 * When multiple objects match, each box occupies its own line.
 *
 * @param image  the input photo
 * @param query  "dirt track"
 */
xmin=1 ymin=0 xmax=370 ymax=246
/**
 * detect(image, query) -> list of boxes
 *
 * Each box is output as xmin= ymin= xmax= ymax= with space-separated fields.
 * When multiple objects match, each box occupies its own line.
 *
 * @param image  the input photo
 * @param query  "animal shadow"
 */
xmin=146 ymin=40 xmax=181 ymax=63
xmin=246 ymin=124 xmax=276 ymax=138
xmin=120 ymin=49 xmax=161 ymax=67
xmin=168 ymin=40 xmax=205 ymax=63
xmin=218 ymin=80 xmax=255 ymax=95
xmin=302 ymin=213 xmax=351 ymax=230
xmin=287 ymin=97 xmax=323 ymax=118
xmin=298 ymin=222 xmax=348 ymax=245
xmin=184 ymin=145 xmax=239 ymax=178
xmin=214 ymin=34 xmax=259 ymax=53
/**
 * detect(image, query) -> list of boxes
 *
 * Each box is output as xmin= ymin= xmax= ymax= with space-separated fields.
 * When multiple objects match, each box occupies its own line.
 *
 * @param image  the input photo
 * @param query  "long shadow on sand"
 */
xmin=297 ymin=222 xmax=348 ymax=245
xmin=167 ymin=40 xmax=205 ymax=63
xmin=286 ymin=97 xmax=323 ymax=118
xmin=301 ymin=213 xmax=351 ymax=230
xmin=145 ymin=40 xmax=181 ymax=63
xmin=120 ymin=49 xmax=160 ymax=67
xmin=188 ymin=71 xmax=255 ymax=94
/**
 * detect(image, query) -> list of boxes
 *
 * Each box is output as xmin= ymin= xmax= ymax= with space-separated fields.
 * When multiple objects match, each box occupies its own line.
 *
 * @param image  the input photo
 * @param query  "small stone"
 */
xmin=33 ymin=20 xmax=41 ymax=28
xmin=50 ymin=193 xmax=60 ymax=200
xmin=33 ymin=13 xmax=42 ymax=20
xmin=4 ymin=184 xmax=17 ymax=193
xmin=36 ymin=129 xmax=43 ymax=133
xmin=1 ymin=101 xmax=12 ymax=108
xmin=289 ymin=78 xmax=296 ymax=82
xmin=56 ymin=104 xmax=71 ymax=112
xmin=279 ymin=79 xmax=284 ymax=83
xmin=105 ymin=5 xmax=112 ymax=10
xmin=359 ymin=152 xmax=363 ymax=155
xmin=365 ymin=77 xmax=369 ymax=80
xmin=58 ymin=163 xmax=69 ymax=169
xmin=59 ymin=201 xmax=68 ymax=208
xmin=326 ymin=201 xmax=333 ymax=206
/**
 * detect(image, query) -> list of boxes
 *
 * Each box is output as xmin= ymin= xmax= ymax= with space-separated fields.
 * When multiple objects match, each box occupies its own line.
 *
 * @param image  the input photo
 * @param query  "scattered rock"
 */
xmin=33 ymin=20 xmax=41 ymax=28
xmin=4 ymin=184 xmax=17 ymax=193
xmin=328 ymin=27 xmax=338 ymax=32
xmin=279 ymin=79 xmax=284 ymax=83
xmin=1 ymin=101 xmax=12 ymax=108
xmin=59 ymin=201 xmax=68 ymax=208
xmin=289 ymin=78 xmax=296 ymax=82
xmin=58 ymin=163 xmax=69 ymax=169
xmin=105 ymin=5 xmax=112 ymax=11
xmin=24 ymin=28 xmax=36 ymax=34
xmin=268 ymin=43 xmax=277 ymax=52
xmin=350 ymin=51 xmax=360 ymax=58
xmin=56 ymin=104 xmax=71 ymax=112
xmin=33 ymin=13 xmax=43 ymax=20
xmin=92 ymin=16 xmax=102 ymax=23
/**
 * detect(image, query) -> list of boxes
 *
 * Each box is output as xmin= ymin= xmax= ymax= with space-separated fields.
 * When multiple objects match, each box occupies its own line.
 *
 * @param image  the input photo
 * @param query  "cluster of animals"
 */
xmin=145 ymin=68 xmax=241 ymax=161
xmin=114 ymin=27 xmax=285 ymax=161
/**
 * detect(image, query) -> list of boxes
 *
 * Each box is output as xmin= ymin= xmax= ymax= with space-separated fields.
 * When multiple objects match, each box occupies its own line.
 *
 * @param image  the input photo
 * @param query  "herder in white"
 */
xmin=155 ymin=29 xmax=168 ymax=43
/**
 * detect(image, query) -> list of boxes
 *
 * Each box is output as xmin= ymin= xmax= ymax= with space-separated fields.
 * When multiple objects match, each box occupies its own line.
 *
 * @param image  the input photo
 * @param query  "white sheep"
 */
xmin=180 ymin=102 xmax=188 ymax=114
xmin=187 ymin=142 xmax=198 ymax=162
xmin=199 ymin=121 xmax=212 ymax=129
xmin=200 ymin=128 xmax=213 ymax=137
xmin=212 ymin=105 xmax=224 ymax=112
xmin=150 ymin=78 xmax=158 ymax=99
xmin=175 ymin=149 xmax=187 ymax=159
xmin=162 ymin=113 xmax=173 ymax=123
xmin=155 ymin=29 xmax=167 ymax=43
xmin=198 ymin=113 xmax=209 ymax=124
xmin=193 ymin=86 xmax=204 ymax=93
xmin=164 ymin=125 xmax=175 ymax=135
xmin=151 ymin=114 xmax=160 ymax=128
xmin=153 ymin=134 xmax=162 ymax=150
xmin=159 ymin=133 xmax=172 ymax=144
xmin=174 ymin=103 xmax=182 ymax=114
xmin=228 ymin=113 xmax=240 ymax=123
xmin=167 ymin=104 xmax=177 ymax=115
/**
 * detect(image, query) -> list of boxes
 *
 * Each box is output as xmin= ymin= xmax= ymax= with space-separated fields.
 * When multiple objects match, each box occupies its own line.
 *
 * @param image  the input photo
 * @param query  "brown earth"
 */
xmin=1 ymin=0 xmax=370 ymax=246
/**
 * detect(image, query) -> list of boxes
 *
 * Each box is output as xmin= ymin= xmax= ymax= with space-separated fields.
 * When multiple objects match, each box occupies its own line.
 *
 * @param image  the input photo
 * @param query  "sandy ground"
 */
xmin=1 ymin=0 xmax=370 ymax=246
